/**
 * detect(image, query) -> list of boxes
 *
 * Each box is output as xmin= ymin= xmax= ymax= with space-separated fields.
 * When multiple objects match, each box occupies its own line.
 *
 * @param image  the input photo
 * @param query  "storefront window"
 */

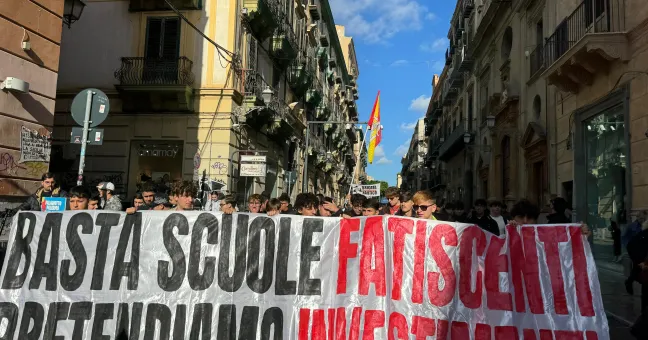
xmin=583 ymin=104 xmax=626 ymax=261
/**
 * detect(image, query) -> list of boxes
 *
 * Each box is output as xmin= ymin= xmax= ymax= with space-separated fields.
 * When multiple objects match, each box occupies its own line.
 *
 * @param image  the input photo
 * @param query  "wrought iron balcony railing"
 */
xmin=115 ymin=57 xmax=194 ymax=86
xmin=544 ymin=0 xmax=625 ymax=68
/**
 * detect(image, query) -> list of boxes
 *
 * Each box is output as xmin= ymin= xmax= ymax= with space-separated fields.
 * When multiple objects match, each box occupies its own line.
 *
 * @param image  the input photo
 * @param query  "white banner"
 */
xmin=0 ymin=212 xmax=608 ymax=339
xmin=352 ymin=184 xmax=381 ymax=197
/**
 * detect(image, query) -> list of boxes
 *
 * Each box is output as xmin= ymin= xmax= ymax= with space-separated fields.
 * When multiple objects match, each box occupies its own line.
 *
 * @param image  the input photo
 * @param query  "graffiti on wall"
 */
xmin=0 ymin=153 xmax=25 ymax=175
xmin=211 ymin=161 xmax=227 ymax=175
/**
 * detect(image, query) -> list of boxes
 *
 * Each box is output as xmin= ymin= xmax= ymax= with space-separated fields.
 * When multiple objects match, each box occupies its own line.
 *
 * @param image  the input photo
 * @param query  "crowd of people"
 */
xmin=15 ymin=173 xmax=580 ymax=238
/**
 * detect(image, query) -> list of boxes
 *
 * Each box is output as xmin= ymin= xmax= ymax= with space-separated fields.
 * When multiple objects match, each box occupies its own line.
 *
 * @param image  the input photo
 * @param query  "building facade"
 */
xmin=0 ymin=0 xmax=64 ymax=207
xmin=400 ymin=118 xmax=427 ymax=192
xmin=425 ymin=0 xmax=648 ymax=261
xmin=52 ymin=0 xmax=362 ymax=204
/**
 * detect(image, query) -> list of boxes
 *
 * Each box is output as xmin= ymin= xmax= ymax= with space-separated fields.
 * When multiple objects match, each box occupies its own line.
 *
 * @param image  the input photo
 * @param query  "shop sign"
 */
xmin=240 ymin=163 xmax=266 ymax=177
xmin=239 ymin=154 xmax=267 ymax=177
xmin=140 ymin=149 xmax=179 ymax=158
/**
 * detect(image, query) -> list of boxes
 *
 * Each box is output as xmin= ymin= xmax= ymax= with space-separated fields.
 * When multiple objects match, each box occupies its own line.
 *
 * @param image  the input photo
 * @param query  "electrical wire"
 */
xmin=162 ymin=0 xmax=235 ymax=65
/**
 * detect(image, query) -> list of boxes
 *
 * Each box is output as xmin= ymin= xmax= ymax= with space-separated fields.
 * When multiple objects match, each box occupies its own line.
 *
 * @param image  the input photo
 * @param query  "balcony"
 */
xmin=114 ymin=57 xmax=195 ymax=112
xmin=319 ymin=24 xmax=330 ymax=47
xmin=442 ymin=83 xmax=459 ymax=106
xmin=270 ymin=21 xmax=298 ymax=65
xmin=308 ymin=0 xmax=320 ymax=20
xmin=287 ymin=55 xmax=314 ymax=98
xmin=529 ymin=44 xmax=544 ymax=79
xmin=542 ymin=0 xmax=628 ymax=94
xmin=129 ymin=0 xmax=200 ymax=11
xmin=243 ymin=0 xmax=281 ymax=41
xmin=457 ymin=45 xmax=473 ymax=72
xmin=463 ymin=0 xmax=474 ymax=18
xmin=445 ymin=48 xmax=452 ymax=65
xmin=438 ymin=124 xmax=466 ymax=161
xmin=431 ymin=100 xmax=442 ymax=120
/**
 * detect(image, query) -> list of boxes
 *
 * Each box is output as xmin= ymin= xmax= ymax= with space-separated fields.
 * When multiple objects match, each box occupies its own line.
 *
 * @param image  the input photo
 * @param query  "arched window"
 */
xmin=533 ymin=95 xmax=542 ymax=122
xmin=501 ymin=27 xmax=513 ymax=60
xmin=501 ymin=136 xmax=511 ymax=197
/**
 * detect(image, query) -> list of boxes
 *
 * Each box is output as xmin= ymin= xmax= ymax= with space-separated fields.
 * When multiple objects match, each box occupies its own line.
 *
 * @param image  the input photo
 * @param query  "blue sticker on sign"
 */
xmin=43 ymin=197 xmax=67 ymax=212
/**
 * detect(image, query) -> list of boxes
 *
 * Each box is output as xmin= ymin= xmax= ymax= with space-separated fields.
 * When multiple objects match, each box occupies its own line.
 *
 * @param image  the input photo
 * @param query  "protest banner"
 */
xmin=0 ymin=212 xmax=608 ymax=339
xmin=351 ymin=184 xmax=380 ymax=198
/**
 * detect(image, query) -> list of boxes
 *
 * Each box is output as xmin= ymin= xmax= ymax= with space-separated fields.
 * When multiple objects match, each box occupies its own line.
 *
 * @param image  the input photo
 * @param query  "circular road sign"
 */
xmin=70 ymin=88 xmax=110 ymax=127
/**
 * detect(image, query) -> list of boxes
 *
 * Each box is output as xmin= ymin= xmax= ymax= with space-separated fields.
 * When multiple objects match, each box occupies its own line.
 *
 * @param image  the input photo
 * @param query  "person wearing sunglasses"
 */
xmin=412 ymin=190 xmax=438 ymax=220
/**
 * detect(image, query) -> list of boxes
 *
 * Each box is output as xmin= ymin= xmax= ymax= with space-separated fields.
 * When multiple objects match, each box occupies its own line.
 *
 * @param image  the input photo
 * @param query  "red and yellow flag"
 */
xmin=367 ymin=91 xmax=382 ymax=164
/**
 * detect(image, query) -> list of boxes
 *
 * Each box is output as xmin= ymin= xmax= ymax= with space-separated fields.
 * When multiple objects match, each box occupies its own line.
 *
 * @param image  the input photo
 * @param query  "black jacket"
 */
xmin=470 ymin=214 xmax=500 ymax=236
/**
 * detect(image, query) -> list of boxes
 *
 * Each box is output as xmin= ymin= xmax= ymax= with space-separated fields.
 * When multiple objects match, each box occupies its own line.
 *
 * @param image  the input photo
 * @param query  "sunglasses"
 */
xmin=413 ymin=204 xmax=434 ymax=211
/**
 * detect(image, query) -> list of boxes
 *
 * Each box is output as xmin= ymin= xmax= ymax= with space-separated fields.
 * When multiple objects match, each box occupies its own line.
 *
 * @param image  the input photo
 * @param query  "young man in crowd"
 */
xmin=126 ymin=183 xmax=165 ymax=214
xmin=412 ymin=190 xmax=437 ymax=220
xmin=382 ymin=187 xmax=401 ymax=215
xmin=294 ymin=193 xmax=318 ymax=216
xmin=247 ymin=194 xmax=263 ymax=213
xmin=469 ymin=199 xmax=500 ymax=236
xmin=19 ymin=173 xmax=66 ymax=211
xmin=453 ymin=201 xmax=469 ymax=223
xmin=219 ymin=195 xmax=238 ymax=214
xmin=489 ymin=200 xmax=508 ymax=236
xmin=265 ymin=198 xmax=282 ymax=216
xmin=68 ymin=186 xmax=91 ymax=211
xmin=205 ymin=191 xmax=221 ymax=212
xmin=172 ymin=181 xmax=197 ymax=211
xmin=362 ymin=199 xmax=381 ymax=216
xmin=88 ymin=194 xmax=101 ymax=210
xmin=100 ymin=182 xmax=122 ymax=211
xmin=278 ymin=193 xmax=295 ymax=214
xmin=132 ymin=194 xmax=145 ymax=209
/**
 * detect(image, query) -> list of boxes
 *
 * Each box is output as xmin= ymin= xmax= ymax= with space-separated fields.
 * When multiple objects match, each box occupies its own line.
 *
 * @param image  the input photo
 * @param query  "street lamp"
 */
xmin=261 ymin=86 xmax=273 ymax=105
xmin=63 ymin=0 xmax=86 ymax=28
xmin=486 ymin=115 xmax=496 ymax=128
xmin=463 ymin=132 xmax=472 ymax=144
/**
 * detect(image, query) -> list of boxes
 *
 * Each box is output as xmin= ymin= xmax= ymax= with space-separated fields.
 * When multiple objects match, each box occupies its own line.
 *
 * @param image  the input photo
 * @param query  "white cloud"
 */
xmin=374 ymin=145 xmax=386 ymax=158
xmin=364 ymin=59 xmax=382 ymax=67
xmin=375 ymin=157 xmax=393 ymax=164
xmin=400 ymin=121 xmax=417 ymax=132
xmin=420 ymin=38 xmax=447 ymax=52
xmin=394 ymin=139 xmax=411 ymax=157
xmin=391 ymin=59 xmax=408 ymax=67
xmin=425 ymin=12 xmax=437 ymax=20
xmin=329 ymin=0 xmax=434 ymax=43
xmin=409 ymin=95 xmax=431 ymax=113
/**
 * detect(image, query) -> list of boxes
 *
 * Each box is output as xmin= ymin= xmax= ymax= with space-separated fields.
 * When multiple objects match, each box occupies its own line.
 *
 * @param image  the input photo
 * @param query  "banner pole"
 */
xmin=346 ymin=125 xmax=370 ymax=202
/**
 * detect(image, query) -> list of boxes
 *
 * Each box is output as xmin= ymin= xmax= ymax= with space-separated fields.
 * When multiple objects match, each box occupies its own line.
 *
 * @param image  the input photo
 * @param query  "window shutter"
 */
xmin=145 ymin=18 xmax=163 ymax=58
xmin=162 ymin=18 xmax=180 ymax=59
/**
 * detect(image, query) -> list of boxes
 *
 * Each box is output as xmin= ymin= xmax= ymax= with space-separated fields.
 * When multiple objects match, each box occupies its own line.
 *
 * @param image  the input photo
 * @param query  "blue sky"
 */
xmin=330 ymin=0 xmax=456 ymax=186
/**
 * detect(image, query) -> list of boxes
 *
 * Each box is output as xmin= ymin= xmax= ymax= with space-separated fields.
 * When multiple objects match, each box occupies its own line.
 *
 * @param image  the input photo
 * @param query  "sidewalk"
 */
xmin=597 ymin=259 xmax=642 ymax=326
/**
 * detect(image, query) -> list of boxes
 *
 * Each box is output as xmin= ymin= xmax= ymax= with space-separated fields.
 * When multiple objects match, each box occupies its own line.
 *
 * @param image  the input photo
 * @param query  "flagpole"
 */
xmin=347 ymin=125 xmax=370 ymax=200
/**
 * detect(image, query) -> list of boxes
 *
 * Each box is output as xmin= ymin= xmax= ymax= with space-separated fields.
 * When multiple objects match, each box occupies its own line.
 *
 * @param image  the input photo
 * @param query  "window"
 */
xmin=467 ymin=95 xmax=474 ymax=131
xmin=145 ymin=17 xmax=180 ymax=59
xmin=533 ymin=95 xmax=542 ymax=121
xmin=501 ymin=136 xmax=511 ymax=197
xmin=536 ymin=20 xmax=544 ymax=46
xmin=144 ymin=17 xmax=181 ymax=83
xmin=479 ymin=71 xmax=490 ymax=123
xmin=501 ymin=27 xmax=513 ymax=60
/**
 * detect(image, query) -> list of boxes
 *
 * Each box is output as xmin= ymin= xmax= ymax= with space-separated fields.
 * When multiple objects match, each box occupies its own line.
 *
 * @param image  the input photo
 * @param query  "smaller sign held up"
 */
xmin=240 ymin=155 xmax=267 ymax=177
xmin=41 ymin=197 xmax=67 ymax=212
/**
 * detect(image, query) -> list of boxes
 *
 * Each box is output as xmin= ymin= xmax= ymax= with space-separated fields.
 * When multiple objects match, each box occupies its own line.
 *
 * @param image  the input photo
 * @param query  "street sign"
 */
xmin=70 ymin=127 xmax=104 ymax=145
xmin=240 ymin=154 xmax=267 ymax=177
xmin=241 ymin=155 xmax=267 ymax=163
xmin=70 ymin=88 xmax=110 ymax=127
